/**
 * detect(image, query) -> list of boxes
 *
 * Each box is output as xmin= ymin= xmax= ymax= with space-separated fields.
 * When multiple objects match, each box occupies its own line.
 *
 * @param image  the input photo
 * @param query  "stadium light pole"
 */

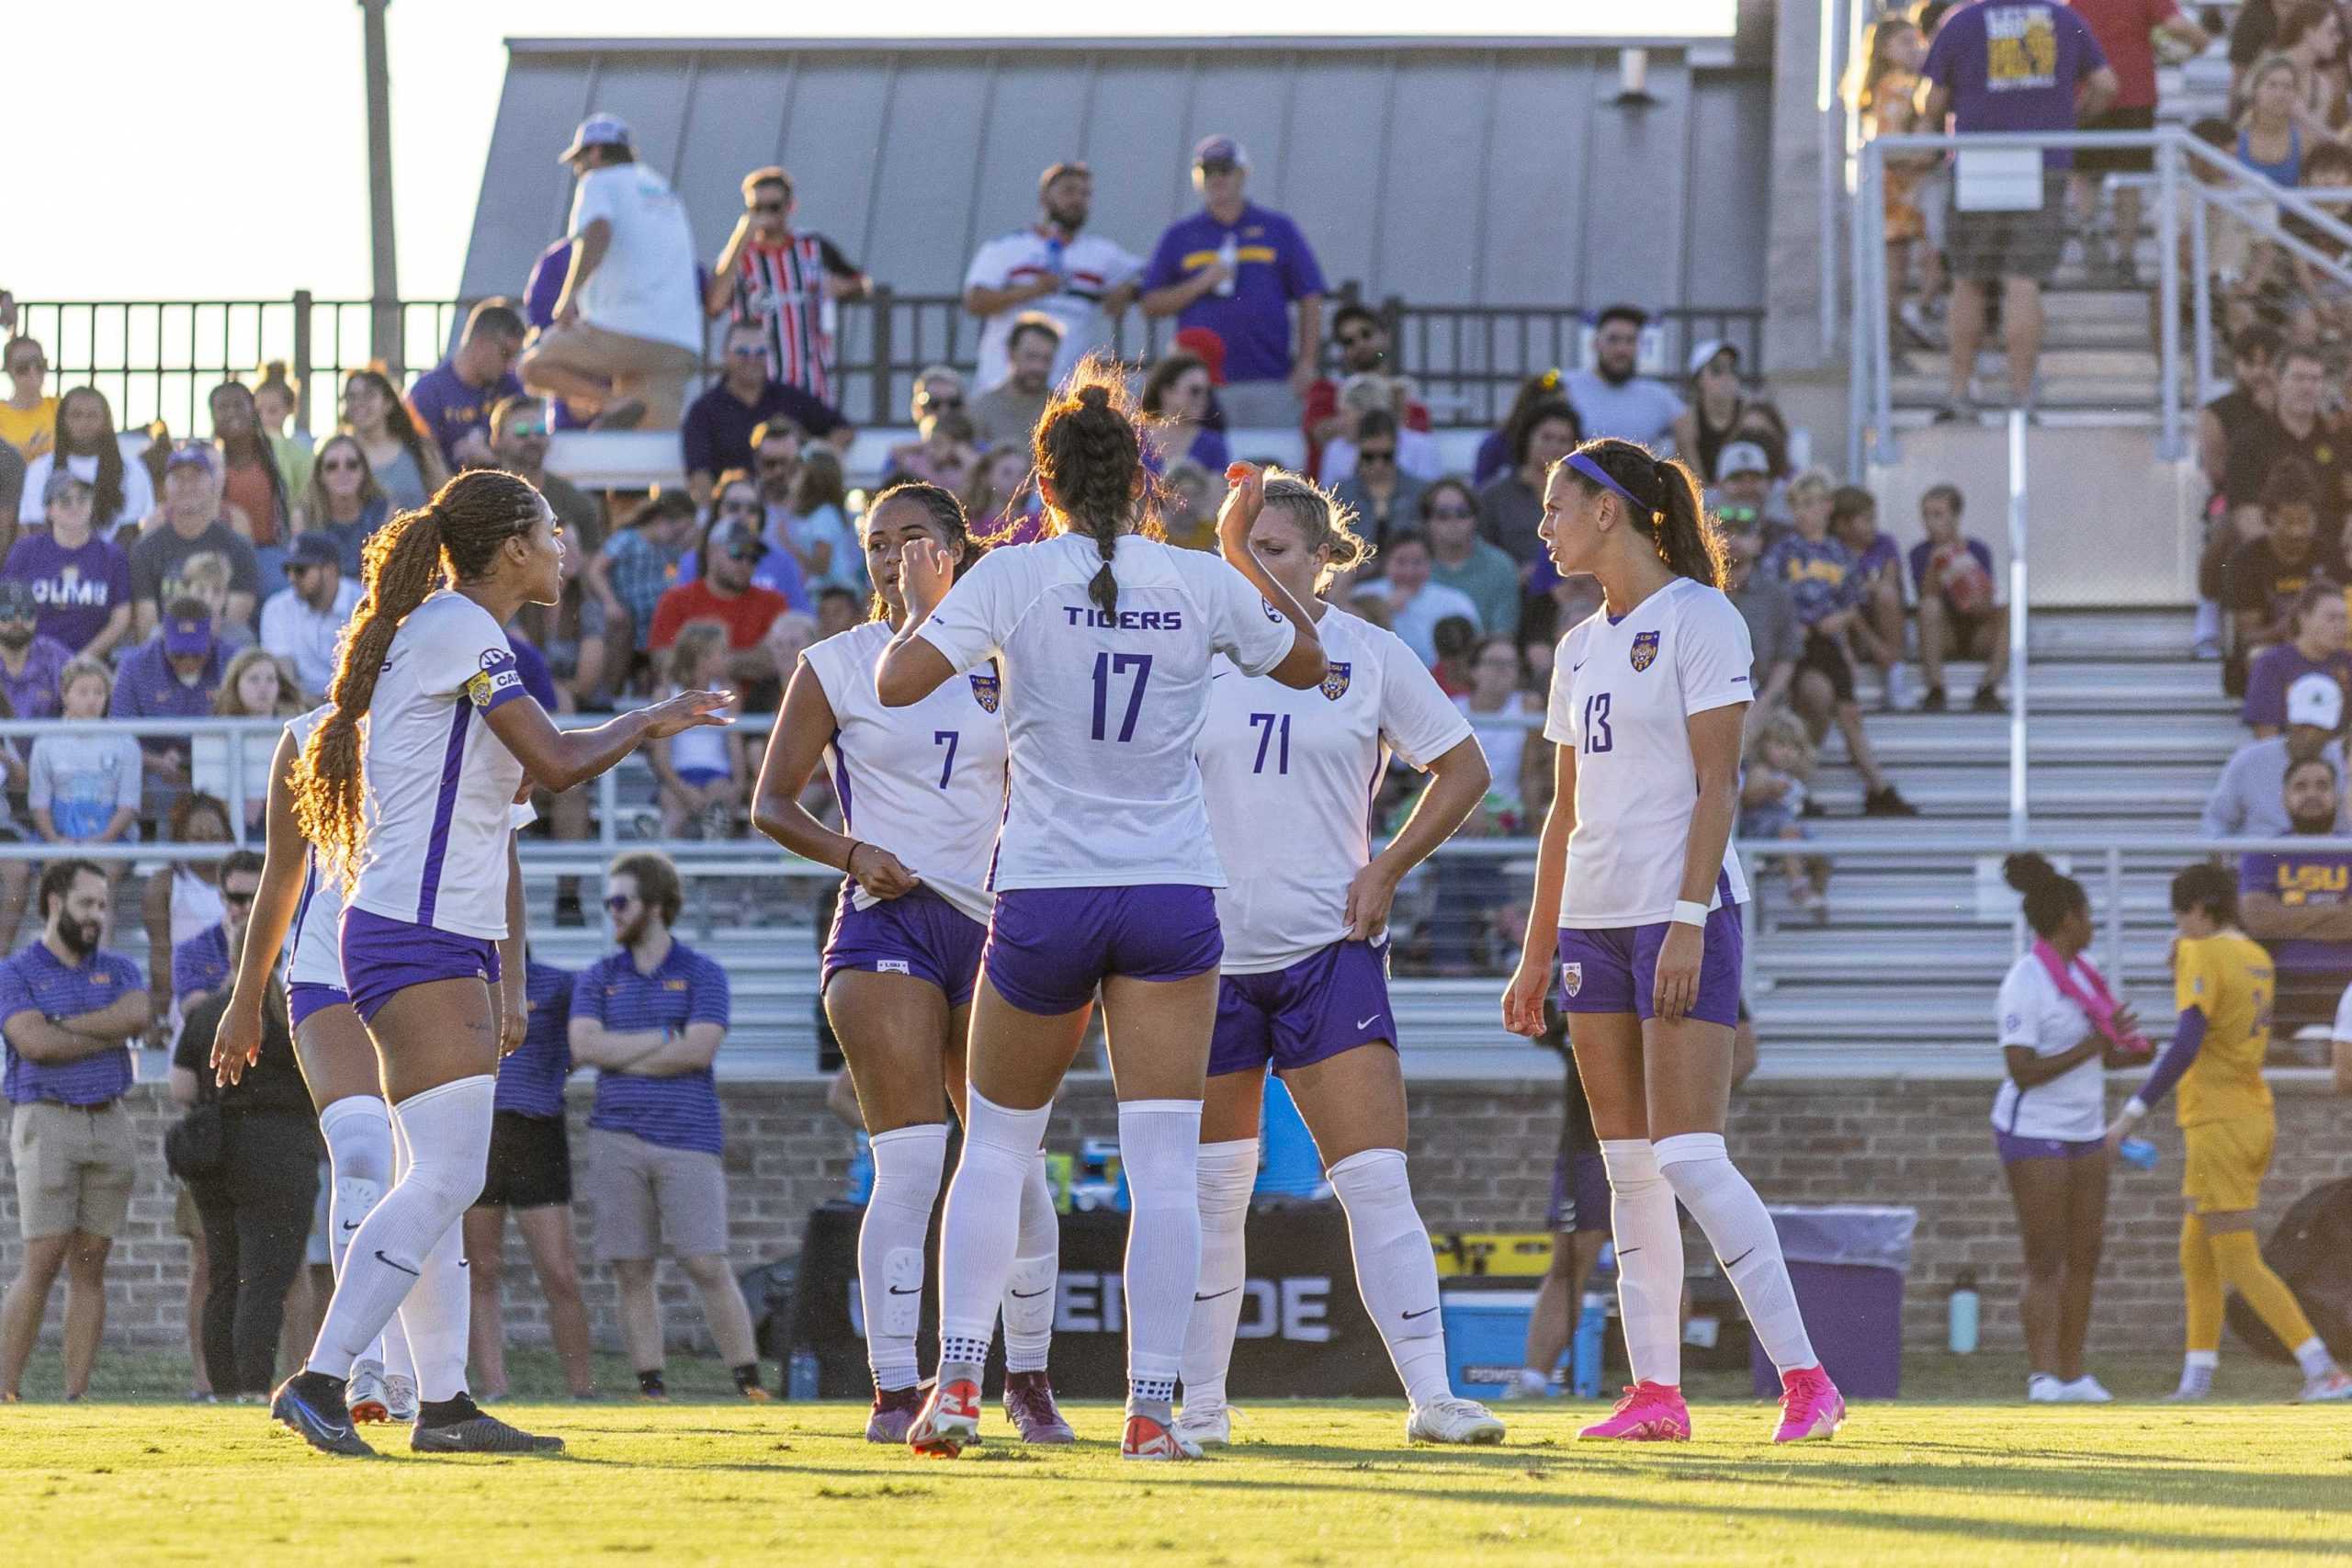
xmin=360 ymin=0 xmax=401 ymax=373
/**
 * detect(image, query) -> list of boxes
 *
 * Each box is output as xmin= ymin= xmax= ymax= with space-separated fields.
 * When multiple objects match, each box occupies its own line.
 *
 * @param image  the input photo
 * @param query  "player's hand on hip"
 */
xmin=1501 ymin=955 xmax=1551 ymax=1039
xmin=641 ymin=689 xmax=735 ymax=738
xmin=1216 ymin=463 xmax=1266 ymax=559
xmin=1342 ymin=859 xmax=1401 ymax=942
xmin=846 ymin=842 xmax=922 ymax=901
xmin=1652 ymin=922 xmax=1702 ymax=1023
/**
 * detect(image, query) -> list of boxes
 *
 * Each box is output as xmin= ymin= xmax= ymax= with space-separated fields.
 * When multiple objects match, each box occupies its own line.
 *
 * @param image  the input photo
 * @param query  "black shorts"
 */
xmin=477 ymin=1110 xmax=573 ymax=1210
xmin=2075 ymin=106 xmax=2155 ymax=175
xmin=1799 ymin=628 xmax=1857 ymax=703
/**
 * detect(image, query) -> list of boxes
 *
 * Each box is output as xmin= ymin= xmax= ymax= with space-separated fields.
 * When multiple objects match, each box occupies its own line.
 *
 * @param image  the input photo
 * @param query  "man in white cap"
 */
xmin=1709 ymin=440 xmax=1778 ymax=535
xmin=519 ymin=114 xmax=703 ymax=431
xmin=2203 ymin=672 xmax=2350 ymax=840
xmin=1139 ymin=134 xmax=1328 ymax=428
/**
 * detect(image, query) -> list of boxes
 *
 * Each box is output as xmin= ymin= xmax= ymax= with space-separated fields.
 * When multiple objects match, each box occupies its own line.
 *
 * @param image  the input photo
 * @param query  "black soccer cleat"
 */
xmin=270 ymin=1371 xmax=378 ymax=1458
xmin=409 ymin=1394 xmax=565 ymax=1454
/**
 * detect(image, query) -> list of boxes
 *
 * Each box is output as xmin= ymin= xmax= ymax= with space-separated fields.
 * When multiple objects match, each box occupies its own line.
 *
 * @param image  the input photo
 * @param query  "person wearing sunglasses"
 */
xmin=0 ymin=335 xmax=57 ymax=462
xmin=1330 ymin=411 xmax=1429 ymax=559
xmin=681 ymin=321 xmax=851 ymax=509
xmin=963 ymin=161 xmax=1145 ymax=394
xmin=706 ymin=164 xmax=871 ymax=406
xmin=648 ymin=518 xmax=797 ymax=711
xmin=1303 ymin=304 xmax=1431 ymax=479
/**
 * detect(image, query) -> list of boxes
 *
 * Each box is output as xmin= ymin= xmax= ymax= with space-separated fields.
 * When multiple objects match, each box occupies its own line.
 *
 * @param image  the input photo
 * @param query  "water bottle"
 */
xmin=786 ymin=1348 xmax=820 ymax=1401
xmin=1214 ymin=231 xmax=1240 ymax=298
xmin=1948 ymin=1268 xmax=1980 ymax=1355
xmin=1571 ymin=1292 xmax=1607 ymax=1397
xmin=1044 ymin=233 xmax=1067 ymax=282
xmin=2119 ymin=1137 xmax=2160 ymax=1171
xmin=843 ymin=1130 xmax=874 ymax=1205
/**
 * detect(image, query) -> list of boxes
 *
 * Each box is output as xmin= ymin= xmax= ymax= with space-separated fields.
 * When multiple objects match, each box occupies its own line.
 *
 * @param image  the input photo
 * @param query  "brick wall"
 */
xmin=5 ymin=1074 xmax=2346 ymax=1359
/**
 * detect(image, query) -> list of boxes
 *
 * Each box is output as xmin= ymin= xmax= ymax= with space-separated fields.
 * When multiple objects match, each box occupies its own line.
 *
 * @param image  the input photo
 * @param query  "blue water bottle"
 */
xmin=843 ymin=1131 xmax=875 ymax=1204
xmin=787 ymin=1348 xmax=820 ymax=1401
xmin=2119 ymin=1137 xmax=2160 ymax=1172
xmin=1948 ymin=1268 xmax=1980 ymax=1354
xmin=1571 ymin=1292 xmax=1608 ymax=1397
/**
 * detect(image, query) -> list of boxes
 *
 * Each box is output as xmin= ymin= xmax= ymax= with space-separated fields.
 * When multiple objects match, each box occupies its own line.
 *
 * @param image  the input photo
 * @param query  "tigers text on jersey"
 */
xmin=915 ymin=533 xmax=1296 ymax=890
xmin=1199 ymin=606 xmax=1473 ymax=973
xmin=346 ymin=592 xmax=532 ymax=940
xmin=802 ymin=619 xmax=1009 ymax=926
xmin=1544 ymin=576 xmax=1752 ymax=928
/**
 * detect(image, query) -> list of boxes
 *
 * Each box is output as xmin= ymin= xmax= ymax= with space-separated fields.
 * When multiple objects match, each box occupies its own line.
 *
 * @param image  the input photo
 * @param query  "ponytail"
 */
xmin=1559 ymin=436 xmax=1726 ymax=588
xmin=1035 ymin=356 xmax=1148 ymax=617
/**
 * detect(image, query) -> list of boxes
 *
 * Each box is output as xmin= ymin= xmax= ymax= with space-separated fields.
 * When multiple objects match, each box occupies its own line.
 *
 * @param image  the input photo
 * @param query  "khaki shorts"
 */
xmin=2184 ymin=1115 xmax=2274 ymax=1214
xmin=521 ymin=321 xmax=700 ymax=428
xmin=10 ymin=1100 xmax=137 ymax=1241
xmin=174 ymin=1183 xmax=202 ymax=1240
xmin=583 ymin=1124 xmax=729 ymax=1263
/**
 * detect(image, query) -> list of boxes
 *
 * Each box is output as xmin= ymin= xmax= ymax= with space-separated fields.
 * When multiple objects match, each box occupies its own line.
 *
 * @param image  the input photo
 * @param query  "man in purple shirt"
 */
xmin=404 ymin=299 xmax=527 ymax=472
xmin=1140 ymin=135 xmax=1328 ymax=429
xmin=0 ymin=580 xmax=73 ymax=720
xmin=0 ymin=859 xmax=153 ymax=1402
xmin=680 ymin=320 xmax=851 ymax=507
xmin=111 ymin=600 xmax=223 ymax=790
xmin=1918 ymin=0 xmax=2118 ymax=419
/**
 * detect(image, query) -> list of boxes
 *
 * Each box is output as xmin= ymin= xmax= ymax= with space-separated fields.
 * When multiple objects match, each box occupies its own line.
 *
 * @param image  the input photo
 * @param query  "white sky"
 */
xmin=12 ymin=1 xmax=1736 ymax=304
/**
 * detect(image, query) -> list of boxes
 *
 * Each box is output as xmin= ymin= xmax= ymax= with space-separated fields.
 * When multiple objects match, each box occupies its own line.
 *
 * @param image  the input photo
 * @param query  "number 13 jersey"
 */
xmin=1544 ymin=576 xmax=1752 ymax=930
xmin=915 ymin=533 xmax=1295 ymax=891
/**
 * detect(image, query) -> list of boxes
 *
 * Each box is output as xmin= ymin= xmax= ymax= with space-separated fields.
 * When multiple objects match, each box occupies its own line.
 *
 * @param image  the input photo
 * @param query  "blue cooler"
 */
xmin=1441 ymin=1287 xmax=1537 ymax=1397
xmin=1747 ymin=1205 xmax=1916 ymax=1400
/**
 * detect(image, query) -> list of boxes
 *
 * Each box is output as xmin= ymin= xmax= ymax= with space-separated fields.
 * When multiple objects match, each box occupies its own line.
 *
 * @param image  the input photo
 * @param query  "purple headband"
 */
xmin=1565 ymin=451 xmax=1659 ymax=522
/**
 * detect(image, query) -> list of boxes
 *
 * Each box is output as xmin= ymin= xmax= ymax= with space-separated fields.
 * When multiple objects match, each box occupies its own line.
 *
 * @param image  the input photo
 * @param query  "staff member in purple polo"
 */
xmin=570 ymin=851 xmax=764 ymax=1404
xmin=0 ymin=859 xmax=152 ymax=1402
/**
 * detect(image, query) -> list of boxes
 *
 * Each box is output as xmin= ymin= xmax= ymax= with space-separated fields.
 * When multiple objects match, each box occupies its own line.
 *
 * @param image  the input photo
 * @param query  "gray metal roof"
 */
xmin=460 ymin=35 xmax=1770 ymax=315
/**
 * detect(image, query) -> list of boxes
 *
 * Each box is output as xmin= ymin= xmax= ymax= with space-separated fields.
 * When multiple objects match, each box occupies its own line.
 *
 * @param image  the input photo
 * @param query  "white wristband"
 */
xmin=1670 ymin=900 xmax=1710 ymax=929
xmin=2122 ymin=1097 xmax=2148 ymax=1122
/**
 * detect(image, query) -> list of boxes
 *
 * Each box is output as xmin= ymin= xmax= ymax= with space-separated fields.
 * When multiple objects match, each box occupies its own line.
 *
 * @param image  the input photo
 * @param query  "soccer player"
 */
xmin=2108 ymin=864 xmax=2352 ymax=1403
xmin=752 ymin=481 xmax=1073 ymax=1444
xmin=1179 ymin=471 xmax=1503 ymax=1446
xmin=267 ymin=469 xmax=727 ymax=1457
xmin=877 ymin=365 xmax=1327 ymax=1460
xmin=1501 ymin=437 xmax=1845 ymax=1444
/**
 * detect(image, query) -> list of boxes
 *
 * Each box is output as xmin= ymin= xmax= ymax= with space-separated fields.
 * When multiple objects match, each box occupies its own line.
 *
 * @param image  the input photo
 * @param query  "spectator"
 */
xmin=570 ymin=852 xmax=766 ymax=1404
xmin=1354 ymin=530 xmax=1481 ymax=665
xmin=1303 ymin=303 xmax=1432 ymax=479
xmin=176 ymin=552 xmax=255 ymax=656
xmin=339 ymin=367 xmax=446 ymax=514
xmin=2219 ymin=347 xmax=2343 ymax=550
xmin=814 ymin=585 xmax=863 ymax=640
xmin=1332 ymin=411 xmax=1428 ymax=554
xmin=112 ymin=600 xmax=225 ymax=789
xmin=1741 ymin=710 xmax=1832 ymax=919
xmin=748 ymin=423 xmax=860 ymax=597
xmin=2245 ymin=583 xmax=2352 ymax=734
xmin=1139 ymin=352 xmax=1232 ymax=475
xmin=488 ymin=397 xmax=599 ymax=548
xmin=1454 ymin=637 xmax=1546 ymax=819
xmin=250 ymin=361 xmax=304 ymax=451
xmin=2206 ymin=671 xmax=2350 ymax=837
xmin=139 ymin=793 xmax=232 ymax=1047
xmin=1711 ymin=440 xmax=1780 ymax=538
xmin=1477 ymin=397 xmax=1581 ymax=567
xmin=707 ymin=164 xmax=869 ymax=406
xmin=681 ymin=321 xmax=850 ymax=506
xmin=648 ymin=519 xmax=792 ymax=699
xmin=0 ymin=445 xmax=17 ymax=540
xmin=2287 ymin=141 xmax=2352 ymax=347
xmin=1140 ymin=135 xmax=1328 ymax=427
xmin=2235 ymin=54 xmax=2305 ymax=186
xmin=403 ymin=299 xmax=527 ymax=471
xmin=694 ymin=469 xmax=807 ymax=608
xmin=1917 ymin=0 xmax=2118 ymax=420
xmin=1911 ymin=482 xmax=2011 ymax=712
xmin=1156 ymin=458 xmax=1220 ymax=552
xmin=2239 ymin=754 xmax=2352 ymax=1024
xmin=17 ymin=387 xmax=152 ymax=536
xmin=258 ymin=536 xmax=358 ymax=702
xmin=1424 ymin=478 xmax=1521 ymax=642
xmin=888 ymin=407 xmax=980 ymax=495
xmin=1724 ymin=526 xmax=1803 ymax=740
xmin=909 ymin=365 xmax=967 ymax=426
xmin=649 ymin=626 xmax=751 ymax=840
xmin=592 ymin=492 xmax=699 ymax=672
xmin=194 ymin=649 xmax=300 ymax=833
xmin=1317 ymin=374 xmax=1442 ymax=484
xmin=1430 ymin=614 xmax=1480 ymax=696
xmin=12 ymin=470 xmax=133 ymax=666
xmin=130 ymin=446 xmax=261 ymax=641
xmin=964 ymin=162 xmax=1144 ymax=391
xmin=28 ymin=660 xmax=141 ymax=870
xmin=1761 ymin=471 xmax=1918 ymax=815
xmin=2228 ymin=459 xmax=2334 ymax=667
xmin=1473 ymin=370 xmax=1566 ymax=488
xmin=970 ymin=316 xmax=1062 ymax=449
xmin=2069 ymin=0 xmax=2207 ymax=285
xmin=1563 ymin=305 xmax=1685 ymax=449
xmin=1674 ymin=340 xmax=1754 ymax=483
xmin=1851 ymin=17 xmax=1943 ymax=351
xmin=0 ymin=860 xmax=150 ymax=1403
xmin=288 ymin=433 xmax=390 ymax=577
xmin=0 ymin=580 xmax=72 ymax=721
xmin=2197 ymin=330 xmax=2283 ymax=652
xmin=961 ymin=445 xmax=1044 ymax=544
xmin=1829 ymin=485 xmax=1912 ymax=711
xmin=0 ymin=336 xmax=57 ymax=462
xmin=520 ymin=236 xmax=589 ymax=432
xmin=522 ymin=116 xmax=704 ymax=431
xmin=208 ymin=382 xmax=302 ymax=568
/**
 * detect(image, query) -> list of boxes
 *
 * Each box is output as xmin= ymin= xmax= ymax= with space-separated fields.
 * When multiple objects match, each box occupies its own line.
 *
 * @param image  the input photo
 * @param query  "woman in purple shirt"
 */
xmin=5 ymin=469 xmax=132 ymax=660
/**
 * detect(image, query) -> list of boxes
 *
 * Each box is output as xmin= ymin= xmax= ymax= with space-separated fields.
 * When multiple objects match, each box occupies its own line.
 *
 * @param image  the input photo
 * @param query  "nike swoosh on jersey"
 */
xmin=1355 ymin=1014 xmax=1382 ymax=1030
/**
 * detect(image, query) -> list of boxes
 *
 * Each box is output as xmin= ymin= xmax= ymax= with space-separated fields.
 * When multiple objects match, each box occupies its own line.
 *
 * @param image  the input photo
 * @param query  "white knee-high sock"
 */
xmin=396 ymin=1185 xmax=473 ymax=1403
xmin=935 ymin=1089 xmax=1052 ymax=1372
xmin=1600 ymin=1138 xmax=1684 ymax=1388
xmin=1328 ymin=1147 xmax=1451 ymax=1409
xmin=1117 ymin=1100 xmax=1204 ymax=1407
xmin=380 ymin=1110 xmax=415 ymax=1386
xmin=306 ymin=1075 xmax=494 ymax=1382
xmin=1179 ymin=1137 xmax=1259 ymax=1409
xmin=1654 ymin=1132 xmax=1816 ymax=1375
xmin=318 ymin=1095 xmax=395 ymax=1367
xmin=861 ymin=1122 xmax=947 ymax=1393
xmin=1001 ymin=1152 xmax=1059 ymax=1375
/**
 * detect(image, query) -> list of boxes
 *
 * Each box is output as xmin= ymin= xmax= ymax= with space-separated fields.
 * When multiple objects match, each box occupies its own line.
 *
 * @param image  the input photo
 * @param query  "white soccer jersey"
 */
xmin=803 ymin=618 xmax=1009 ymax=926
xmin=284 ymin=705 xmax=346 ymax=988
xmin=1991 ymin=953 xmax=2108 ymax=1141
xmin=1200 ymin=607 xmax=1474 ymax=973
xmin=345 ymin=591 xmax=531 ymax=940
xmin=1544 ymin=576 xmax=1752 ymax=929
xmin=963 ymin=228 xmax=1146 ymax=390
xmin=916 ymin=533 xmax=1296 ymax=891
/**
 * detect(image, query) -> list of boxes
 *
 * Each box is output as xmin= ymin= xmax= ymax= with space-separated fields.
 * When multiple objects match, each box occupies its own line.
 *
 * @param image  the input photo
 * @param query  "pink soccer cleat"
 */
xmin=1577 ymin=1382 xmax=1691 ymax=1441
xmin=1773 ymin=1365 xmax=1846 ymax=1443
xmin=907 ymin=1376 xmax=982 ymax=1458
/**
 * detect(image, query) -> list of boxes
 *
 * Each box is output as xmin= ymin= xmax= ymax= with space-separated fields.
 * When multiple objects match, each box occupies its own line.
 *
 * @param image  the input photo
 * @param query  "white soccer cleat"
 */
xmin=382 ymin=1372 xmax=419 ymax=1425
xmin=1172 ymin=1402 xmax=1233 ymax=1448
xmin=2297 ymin=1368 xmax=2352 ymax=1403
xmin=1408 ymin=1396 xmax=1506 ymax=1445
xmin=2054 ymin=1375 xmax=2113 ymax=1404
xmin=2026 ymin=1373 xmax=2064 ymax=1403
xmin=345 ymin=1359 xmax=391 ymax=1425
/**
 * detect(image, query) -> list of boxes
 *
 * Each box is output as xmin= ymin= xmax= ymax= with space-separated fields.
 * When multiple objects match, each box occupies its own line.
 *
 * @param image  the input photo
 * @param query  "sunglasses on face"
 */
xmin=321 ymin=457 xmax=361 ymax=473
xmin=920 ymin=395 xmax=964 ymax=412
xmin=752 ymin=201 xmax=786 ymax=215
xmin=504 ymin=421 xmax=548 ymax=439
xmin=721 ymin=498 xmax=761 ymax=514
xmin=1357 ymin=448 xmax=1396 ymax=465
xmin=222 ymin=889 xmax=255 ymax=908
xmin=728 ymin=344 xmax=767 ymax=359
xmin=726 ymin=546 xmax=763 ymax=561
xmin=1430 ymin=504 xmax=1476 ymax=522
xmin=604 ymin=894 xmax=638 ymax=912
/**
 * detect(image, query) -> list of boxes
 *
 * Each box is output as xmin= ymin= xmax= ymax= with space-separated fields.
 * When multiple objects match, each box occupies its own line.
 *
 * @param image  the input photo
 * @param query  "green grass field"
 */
xmin=6 ymin=1351 xmax=2349 ymax=1565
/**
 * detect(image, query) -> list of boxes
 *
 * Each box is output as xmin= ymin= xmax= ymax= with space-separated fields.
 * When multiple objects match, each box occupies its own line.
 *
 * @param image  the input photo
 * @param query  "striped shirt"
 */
xmin=171 ymin=923 xmax=232 ymax=1005
xmin=729 ymin=234 xmax=858 ymax=403
xmin=497 ymin=960 xmax=575 ymax=1121
xmin=574 ymin=941 xmax=730 ymax=1155
xmin=0 ymin=943 xmax=143 ymax=1105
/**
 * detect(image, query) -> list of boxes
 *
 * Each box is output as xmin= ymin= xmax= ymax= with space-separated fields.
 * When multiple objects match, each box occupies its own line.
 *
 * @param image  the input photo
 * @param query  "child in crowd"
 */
xmin=1741 ymin=709 xmax=1831 ymax=919
xmin=651 ymin=623 xmax=748 ymax=840
xmin=30 ymin=660 xmax=142 ymax=890
xmin=1829 ymin=485 xmax=1910 ymax=711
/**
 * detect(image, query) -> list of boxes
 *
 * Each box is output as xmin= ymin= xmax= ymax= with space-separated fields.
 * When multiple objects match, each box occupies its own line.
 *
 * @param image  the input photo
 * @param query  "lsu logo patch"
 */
xmin=876 ymin=959 xmax=910 ymax=976
xmin=1321 ymin=661 xmax=1351 ymax=701
xmin=968 ymin=672 xmax=1001 ymax=713
xmin=1562 ymin=962 xmax=1583 ymax=998
xmin=1629 ymin=630 xmax=1660 ymax=673
xmin=464 ymin=668 xmax=520 ymax=707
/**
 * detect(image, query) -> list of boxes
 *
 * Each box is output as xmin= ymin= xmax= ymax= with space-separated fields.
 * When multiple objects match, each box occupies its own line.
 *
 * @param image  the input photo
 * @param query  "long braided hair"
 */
xmin=1556 ymin=437 xmax=1727 ymax=588
xmin=291 ymin=469 xmax=544 ymax=883
xmin=52 ymin=389 xmax=128 ymax=529
xmin=1035 ymin=355 xmax=1151 ymax=615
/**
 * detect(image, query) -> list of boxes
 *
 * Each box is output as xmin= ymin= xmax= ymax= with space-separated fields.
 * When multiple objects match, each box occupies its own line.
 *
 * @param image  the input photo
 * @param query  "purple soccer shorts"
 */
xmin=822 ymin=886 xmax=989 ymax=1007
xmin=1555 ymin=902 xmax=1745 ymax=1027
xmin=981 ymin=885 xmax=1222 ymax=1017
xmin=1207 ymin=938 xmax=1396 ymax=1077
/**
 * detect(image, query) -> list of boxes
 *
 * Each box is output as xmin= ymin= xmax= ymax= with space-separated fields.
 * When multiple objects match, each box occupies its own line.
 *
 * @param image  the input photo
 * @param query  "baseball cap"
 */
xmin=2288 ymin=671 xmax=2345 ymax=731
xmin=285 ymin=534 xmax=342 ymax=572
xmin=1039 ymin=160 xmax=1091 ymax=191
xmin=163 ymin=613 xmax=214 ymax=659
xmin=1716 ymin=442 xmax=1772 ymax=480
xmin=1173 ymin=326 xmax=1227 ymax=385
xmin=558 ymin=113 xmax=632 ymax=164
xmin=1193 ymin=134 xmax=1250 ymax=170
xmin=714 ymin=520 xmax=768 ymax=560
xmin=1688 ymin=338 xmax=1739 ymax=378
xmin=164 ymin=440 xmax=218 ymax=476
xmin=0 ymin=581 xmax=35 ymax=619
xmin=41 ymin=468 xmax=92 ymax=504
